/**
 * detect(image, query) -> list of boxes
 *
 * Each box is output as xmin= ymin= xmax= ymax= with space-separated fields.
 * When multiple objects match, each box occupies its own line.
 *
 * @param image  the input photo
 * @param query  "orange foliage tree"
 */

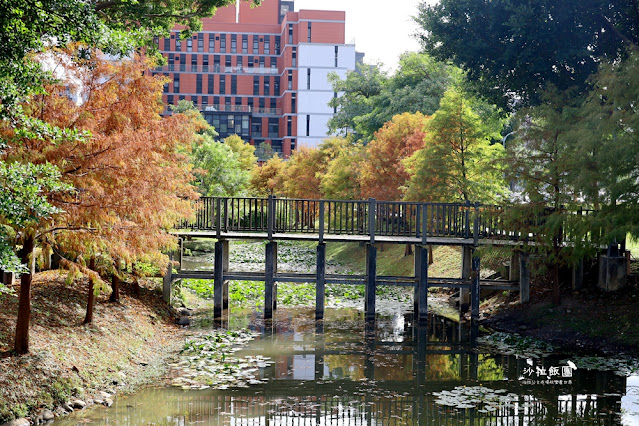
xmin=359 ymin=112 xmax=430 ymax=201
xmin=3 ymin=50 xmax=199 ymax=332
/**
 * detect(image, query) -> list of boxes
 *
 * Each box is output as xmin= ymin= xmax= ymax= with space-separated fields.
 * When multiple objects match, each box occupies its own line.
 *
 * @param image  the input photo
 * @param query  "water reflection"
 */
xmin=59 ymin=308 xmax=636 ymax=425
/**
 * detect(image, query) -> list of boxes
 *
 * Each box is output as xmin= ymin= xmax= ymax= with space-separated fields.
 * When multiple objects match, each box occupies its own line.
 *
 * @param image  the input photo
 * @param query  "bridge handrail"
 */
xmin=177 ymin=196 xmax=596 ymax=244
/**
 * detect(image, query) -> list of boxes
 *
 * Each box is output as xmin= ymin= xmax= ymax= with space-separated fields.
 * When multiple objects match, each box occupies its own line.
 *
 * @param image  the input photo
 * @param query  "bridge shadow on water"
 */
xmin=60 ymin=308 xmax=636 ymax=425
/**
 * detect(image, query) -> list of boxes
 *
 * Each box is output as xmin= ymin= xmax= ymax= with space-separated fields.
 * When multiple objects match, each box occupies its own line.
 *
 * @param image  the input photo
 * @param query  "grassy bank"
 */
xmin=0 ymin=271 xmax=184 ymax=424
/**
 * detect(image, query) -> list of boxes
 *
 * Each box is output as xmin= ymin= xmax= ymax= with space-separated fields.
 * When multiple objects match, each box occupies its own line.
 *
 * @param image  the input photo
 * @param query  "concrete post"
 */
xmin=3 ymin=271 xmax=15 ymax=286
xmin=162 ymin=252 xmax=173 ymax=304
xmin=264 ymin=241 xmax=278 ymax=319
xmin=316 ymin=243 xmax=326 ymax=320
xmin=509 ymin=251 xmax=520 ymax=282
xmin=365 ymin=244 xmax=377 ymax=319
xmin=520 ymin=252 xmax=530 ymax=304
xmin=598 ymin=255 xmax=627 ymax=291
xmin=572 ymin=258 xmax=584 ymax=291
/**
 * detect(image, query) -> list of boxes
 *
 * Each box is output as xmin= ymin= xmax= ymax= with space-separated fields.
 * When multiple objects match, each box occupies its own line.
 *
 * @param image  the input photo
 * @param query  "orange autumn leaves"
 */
xmin=3 ymin=51 xmax=200 ymax=265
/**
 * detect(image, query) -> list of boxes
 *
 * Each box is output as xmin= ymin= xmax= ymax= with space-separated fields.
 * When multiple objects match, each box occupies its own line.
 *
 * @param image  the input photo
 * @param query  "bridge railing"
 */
xmin=177 ymin=197 xmax=595 ymax=243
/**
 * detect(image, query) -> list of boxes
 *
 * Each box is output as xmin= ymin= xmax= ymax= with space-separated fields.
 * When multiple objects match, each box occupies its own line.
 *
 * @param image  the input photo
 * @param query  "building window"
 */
xmin=191 ymin=55 xmax=197 ymax=72
xmin=253 ymin=36 xmax=259 ymax=53
xmin=270 ymin=56 xmax=277 ymax=69
xmin=291 ymin=93 xmax=296 ymax=113
xmin=231 ymin=75 xmax=237 ymax=95
xmin=252 ymin=120 xmax=262 ymax=138
xmin=268 ymin=118 xmax=279 ymax=138
xmin=164 ymin=37 xmax=170 ymax=51
xmin=253 ymin=76 xmax=260 ymax=95
xmin=198 ymin=34 xmax=204 ymax=52
xmin=214 ymin=55 xmax=220 ymax=72
xmin=264 ymin=76 xmax=270 ymax=96
xmin=209 ymin=34 xmax=215 ymax=52
xmin=186 ymin=38 xmax=192 ymax=52
xmin=167 ymin=95 xmax=173 ymax=105
xmin=168 ymin=53 xmax=174 ymax=71
xmin=202 ymin=96 xmax=208 ymax=107
xmin=292 ymin=47 xmax=297 ymax=67
xmin=308 ymin=22 xmax=312 ymax=42
xmin=275 ymin=36 xmax=281 ymax=55
xmin=274 ymin=77 xmax=280 ymax=96
xmin=287 ymin=116 xmax=292 ymax=136
xmin=259 ymin=97 xmax=265 ymax=109
xmin=175 ymin=37 xmax=182 ymax=51
xmin=335 ymin=46 xmax=339 ymax=67
xmin=242 ymin=115 xmax=249 ymax=135
xmin=203 ymin=55 xmax=209 ymax=72
xmin=225 ymin=55 xmax=231 ymax=68
xmin=173 ymin=74 xmax=180 ymax=93
xmin=231 ymin=34 xmax=237 ymax=53
xmin=270 ymin=98 xmax=276 ymax=109
xmin=196 ymin=74 xmax=202 ymax=93
xmin=180 ymin=54 xmax=186 ymax=71
xmin=259 ymin=56 xmax=265 ymax=69
xmin=208 ymin=75 xmax=214 ymax=94
xmin=220 ymin=34 xmax=226 ymax=53
xmin=264 ymin=36 xmax=270 ymax=54
xmin=307 ymin=68 xmax=311 ymax=89
xmin=219 ymin=75 xmax=226 ymax=94
xmin=306 ymin=115 xmax=310 ymax=136
xmin=287 ymin=70 xmax=293 ymax=90
xmin=288 ymin=24 xmax=293 ymax=44
xmin=242 ymin=35 xmax=248 ymax=54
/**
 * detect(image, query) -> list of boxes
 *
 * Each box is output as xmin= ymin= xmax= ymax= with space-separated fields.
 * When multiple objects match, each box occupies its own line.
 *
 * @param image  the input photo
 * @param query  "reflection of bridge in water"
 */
xmin=161 ymin=313 xmax=626 ymax=425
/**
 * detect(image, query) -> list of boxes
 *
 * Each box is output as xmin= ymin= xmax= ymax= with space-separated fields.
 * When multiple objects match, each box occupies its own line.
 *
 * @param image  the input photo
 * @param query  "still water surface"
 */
xmin=58 ymin=307 xmax=639 ymax=425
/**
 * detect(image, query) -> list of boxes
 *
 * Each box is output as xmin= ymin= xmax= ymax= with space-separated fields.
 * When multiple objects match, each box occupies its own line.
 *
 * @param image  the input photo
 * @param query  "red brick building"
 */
xmin=154 ymin=0 xmax=361 ymax=157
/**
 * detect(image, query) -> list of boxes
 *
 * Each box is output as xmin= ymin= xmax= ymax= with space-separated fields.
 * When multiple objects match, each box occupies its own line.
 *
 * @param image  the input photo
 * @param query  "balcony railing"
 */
xmin=155 ymin=65 xmax=279 ymax=75
xmin=165 ymin=104 xmax=282 ymax=116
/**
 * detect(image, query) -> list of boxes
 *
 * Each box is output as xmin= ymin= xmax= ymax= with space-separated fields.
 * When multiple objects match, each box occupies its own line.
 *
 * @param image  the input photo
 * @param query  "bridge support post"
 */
xmin=520 ymin=252 xmax=530 ymax=303
xmin=365 ymin=244 xmax=377 ymax=319
xmin=316 ymin=243 xmax=326 ymax=320
xmin=471 ymin=252 xmax=480 ymax=321
xmin=214 ymin=240 xmax=229 ymax=318
xmin=265 ymin=241 xmax=278 ymax=319
xmin=460 ymin=246 xmax=472 ymax=313
xmin=162 ymin=252 xmax=174 ymax=304
xmin=509 ymin=250 xmax=520 ymax=281
xmin=414 ymin=245 xmax=429 ymax=323
xmin=572 ymin=258 xmax=584 ymax=291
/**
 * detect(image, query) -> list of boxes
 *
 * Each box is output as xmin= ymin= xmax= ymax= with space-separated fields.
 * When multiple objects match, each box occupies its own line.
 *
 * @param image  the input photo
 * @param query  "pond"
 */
xmin=57 ymin=306 xmax=639 ymax=425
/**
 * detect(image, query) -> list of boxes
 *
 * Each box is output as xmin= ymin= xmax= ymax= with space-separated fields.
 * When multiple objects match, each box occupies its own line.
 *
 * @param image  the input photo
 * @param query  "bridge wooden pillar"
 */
xmin=214 ymin=239 xmax=229 ymax=318
xmin=460 ymin=246 xmax=472 ymax=312
xmin=471 ymin=252 xmax=480 ymax=321
xmin=365 ymin=244 xmax=377 ymax=319
xmin=316 ymin=243 xmax=326 ymax=320
xmin=264 ymin=241 xmax=278 ymax=319
xmin=520 ymin=252 xmax=530 ymax=303
xmin=414 ymin=245 xmax=429 ymax=323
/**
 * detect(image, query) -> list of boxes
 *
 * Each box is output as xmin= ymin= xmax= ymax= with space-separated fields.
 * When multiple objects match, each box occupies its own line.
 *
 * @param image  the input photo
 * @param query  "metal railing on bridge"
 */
xmin=176 ymin=196 xmax=521 ymax=243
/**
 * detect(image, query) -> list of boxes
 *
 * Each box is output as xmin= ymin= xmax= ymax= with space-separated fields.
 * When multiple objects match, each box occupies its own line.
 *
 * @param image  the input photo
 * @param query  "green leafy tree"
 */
xmin=224 ymin=134 xmax=257 ymax=171
xmin=320 ymin=140 xmax=364 ymax=200
xmin=328 ymin=53 xmax=459 ymax=142
xmin=404 ymin=88 xmax=506 ymax=203
xmin=192 ymin=135 xmax=249 ymax=196
xmin=415 ymin=0 xmax=639 ymax=110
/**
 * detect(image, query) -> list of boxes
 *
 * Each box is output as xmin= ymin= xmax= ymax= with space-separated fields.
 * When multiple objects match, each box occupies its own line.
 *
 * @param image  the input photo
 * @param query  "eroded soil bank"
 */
xmin=0 ymin=271 xmax=186 ymax=424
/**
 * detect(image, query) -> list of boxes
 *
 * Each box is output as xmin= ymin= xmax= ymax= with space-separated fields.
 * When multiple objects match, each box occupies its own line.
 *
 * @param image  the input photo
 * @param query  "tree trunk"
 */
xmin=14 ymin=232 xmax=36 ymax=354
xmin=404 ymin=244 xmax=413 ymax=256
xmin=552 ymin=253 xmax=561 ymax=305
xmin=84 ymin=257 xmax=96 ymax=324
xmin=109 ymin=258 xmax=121 ymax=303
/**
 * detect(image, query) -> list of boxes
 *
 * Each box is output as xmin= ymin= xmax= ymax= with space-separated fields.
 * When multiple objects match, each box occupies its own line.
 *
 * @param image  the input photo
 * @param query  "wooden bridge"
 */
xmin=166 ymin=196 xmax=544 ymax=321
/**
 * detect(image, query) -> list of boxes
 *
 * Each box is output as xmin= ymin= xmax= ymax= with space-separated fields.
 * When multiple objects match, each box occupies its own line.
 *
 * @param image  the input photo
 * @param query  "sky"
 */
xmin=294 ymin=0 xmax=434 ymax=71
